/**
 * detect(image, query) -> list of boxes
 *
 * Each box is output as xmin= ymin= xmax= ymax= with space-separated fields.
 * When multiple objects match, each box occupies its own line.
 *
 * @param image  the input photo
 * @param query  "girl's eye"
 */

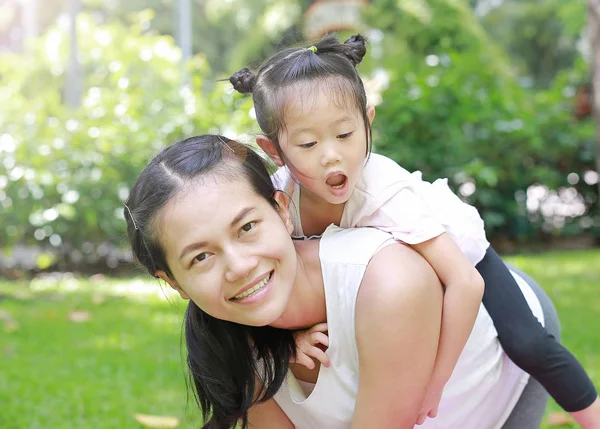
xmin=240 ymin=221 xmax=256 ymax=234
xmin=194 ymin=252 xmax=210 ymax=263
xmin=337 ymin=131 xmax=353 ymax=139
xmin=300 ymin=142 xmax=316 ymax=149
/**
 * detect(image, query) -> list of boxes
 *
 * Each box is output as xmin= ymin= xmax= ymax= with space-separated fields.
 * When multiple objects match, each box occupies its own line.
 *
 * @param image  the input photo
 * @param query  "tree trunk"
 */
xmin=589 ymin=0 xmax=600 ymax=202
xmin=65 ymin=0 xmax=81 ymax=108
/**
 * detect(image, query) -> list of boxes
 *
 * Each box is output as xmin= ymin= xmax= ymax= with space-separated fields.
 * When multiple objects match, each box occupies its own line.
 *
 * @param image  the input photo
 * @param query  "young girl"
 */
xmin=229 ymin=34 xmax=600 ymax=427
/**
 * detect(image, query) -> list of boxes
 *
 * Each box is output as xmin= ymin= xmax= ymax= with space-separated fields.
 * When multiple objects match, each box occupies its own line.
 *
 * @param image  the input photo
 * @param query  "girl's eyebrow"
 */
xmin=178 ymin=207 xmax=257 ymax=261
xmin=290 ymin=116 xmax=353 ymax=139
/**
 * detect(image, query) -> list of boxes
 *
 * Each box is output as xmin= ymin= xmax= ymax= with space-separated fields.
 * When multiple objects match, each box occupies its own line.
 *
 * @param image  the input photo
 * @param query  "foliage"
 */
xmin=0 ymin=13 xmax=255 ymax=268
xmin=480 ymin=0 xmax=585 ymax=88
xmin=84 ymin=0 xmax=305 ymax=76
xmin=365 ymin=0 xmax=598 ymax=241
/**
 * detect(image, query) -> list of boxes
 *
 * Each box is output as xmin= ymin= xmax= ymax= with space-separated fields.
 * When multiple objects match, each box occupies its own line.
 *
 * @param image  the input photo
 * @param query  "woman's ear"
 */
xmin=256 ymin=135 xmax=284 ymax=167
xmin=155 ymin=270 xmax=190 ymax=300
xmin=367 ymin=105 xmax=376 ymax=127
xmin=273 ymin=191 xmax=294 ymax=234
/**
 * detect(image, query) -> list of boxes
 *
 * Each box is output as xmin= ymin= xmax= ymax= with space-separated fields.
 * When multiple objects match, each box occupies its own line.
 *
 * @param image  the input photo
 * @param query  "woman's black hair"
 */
xmin=124 ymin=135 xmax=296 ymax=428
xmin=229 ymin=34 xmax=372 ymax=163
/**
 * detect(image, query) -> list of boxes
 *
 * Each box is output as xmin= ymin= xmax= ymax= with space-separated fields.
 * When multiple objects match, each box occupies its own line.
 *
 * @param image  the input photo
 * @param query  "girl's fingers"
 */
xmin=295 ymin=352 xmax=316 ymax=370
xmin=416 ymin=413 xmax=426 ymax=425
xmin=308 ymin=346 xmax=331 ymax=367
xmin=309 ymin=332 xmax=329 ymax=347
xmin=308 ymin=323 xmax=328 ymax=333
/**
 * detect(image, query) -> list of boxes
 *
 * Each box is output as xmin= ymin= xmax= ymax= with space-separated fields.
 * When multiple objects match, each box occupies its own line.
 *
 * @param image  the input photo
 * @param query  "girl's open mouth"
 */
xmin=326 ymin=174 xmax=347 ymax=189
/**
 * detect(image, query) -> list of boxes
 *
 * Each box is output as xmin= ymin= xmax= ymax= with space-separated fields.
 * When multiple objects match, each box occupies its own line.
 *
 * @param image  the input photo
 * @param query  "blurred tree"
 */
xmin=83 ymin=0 xmax=305 ymax=77
xmin=363 ymin=0 xmax=597 ymax=241
xmin=0 ymin=12 xmax=256 ymax=270
xmin=480 ymin=0 xmax=585 ymax=88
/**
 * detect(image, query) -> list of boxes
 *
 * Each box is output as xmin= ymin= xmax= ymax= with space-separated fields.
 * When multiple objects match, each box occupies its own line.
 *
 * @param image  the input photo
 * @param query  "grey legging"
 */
xmin=502 ymin=264 xmax=559 ymax=429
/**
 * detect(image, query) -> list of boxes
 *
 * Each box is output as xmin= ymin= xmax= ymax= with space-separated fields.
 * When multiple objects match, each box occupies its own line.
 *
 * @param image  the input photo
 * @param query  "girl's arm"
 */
xmin=352 ymin=243 xmax=443 ymax=429
xmin=412 ymin=232 xmax=485 ymax=420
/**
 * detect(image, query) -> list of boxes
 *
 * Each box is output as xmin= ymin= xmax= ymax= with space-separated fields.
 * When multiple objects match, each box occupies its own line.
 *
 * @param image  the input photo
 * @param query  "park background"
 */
xmin=0 ymin=0 xmax=599 ymax=427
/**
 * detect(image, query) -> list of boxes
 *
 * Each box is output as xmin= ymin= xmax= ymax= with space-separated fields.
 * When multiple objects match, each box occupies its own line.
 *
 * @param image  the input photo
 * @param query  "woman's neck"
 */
xmin=299 ymin=188 xmax=345 ymax=237
xmin=269 ymin=238 xmax=327 ymax=330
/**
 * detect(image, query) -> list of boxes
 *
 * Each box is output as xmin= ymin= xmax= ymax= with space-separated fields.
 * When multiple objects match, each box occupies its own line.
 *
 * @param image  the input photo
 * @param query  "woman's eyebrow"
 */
xmin=230 ymin=207 xmax=256 ymax=227
xmin=179 ymin=241 xmax=208 ymax=261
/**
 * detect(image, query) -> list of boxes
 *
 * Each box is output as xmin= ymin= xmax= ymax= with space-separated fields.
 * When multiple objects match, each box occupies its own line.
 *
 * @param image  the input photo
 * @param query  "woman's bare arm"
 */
xmin=352 ymin=243 xmax=444 ymax=429
xmin=247 ymin=387 xmax=294 ymax=429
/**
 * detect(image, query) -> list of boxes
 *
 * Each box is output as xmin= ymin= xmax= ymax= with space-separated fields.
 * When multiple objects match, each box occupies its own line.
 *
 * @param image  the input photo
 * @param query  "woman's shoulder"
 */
xmin=320 ymin=226 xmax=441 ymax=299
xmin=362 ymin=240 xmax=441 ymax=300
xmin=319 ymin=225 xmax=395 ymax=265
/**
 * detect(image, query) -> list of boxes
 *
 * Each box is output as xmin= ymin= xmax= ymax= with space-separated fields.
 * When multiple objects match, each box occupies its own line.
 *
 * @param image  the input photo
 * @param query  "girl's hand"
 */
xmin=292 ymin=323 xmax=330 ymax=369
xmin=416 ymin=383 xmax=443 ymax=425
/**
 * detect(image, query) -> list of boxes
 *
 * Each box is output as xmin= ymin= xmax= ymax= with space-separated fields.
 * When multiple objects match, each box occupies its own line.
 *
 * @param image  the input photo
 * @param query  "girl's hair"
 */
xmin=229 ymin=33 xmax=371 ymax=162
xmin=124 ymin=135 xmax=296 ymax=429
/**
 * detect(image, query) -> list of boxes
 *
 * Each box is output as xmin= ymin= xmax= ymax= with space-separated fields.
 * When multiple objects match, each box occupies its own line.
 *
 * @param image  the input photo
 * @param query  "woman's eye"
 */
xmin=300 ymin=142 xmax=316 ymax=149
xmin=337 ymin=131 xmax=353 ymax=139
xmin=240 ymin=221 xmax=256 ymax=234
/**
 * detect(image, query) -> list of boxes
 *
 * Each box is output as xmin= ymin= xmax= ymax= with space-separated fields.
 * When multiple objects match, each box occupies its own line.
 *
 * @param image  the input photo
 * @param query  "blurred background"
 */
xmin=0 ymin=0 xmax=598 ymax=428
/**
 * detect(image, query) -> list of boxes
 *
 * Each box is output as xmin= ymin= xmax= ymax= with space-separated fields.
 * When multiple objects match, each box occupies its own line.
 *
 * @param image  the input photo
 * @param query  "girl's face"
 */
xmin=155 ymin=176 xmax=298 ymax=327
xmin=262 ymin=85 xmax=375 ymax=206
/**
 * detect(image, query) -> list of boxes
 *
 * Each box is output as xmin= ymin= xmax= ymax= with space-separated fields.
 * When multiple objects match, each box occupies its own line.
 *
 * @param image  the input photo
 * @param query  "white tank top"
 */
xmin=273 ymin=226 xmax=544 ymax=429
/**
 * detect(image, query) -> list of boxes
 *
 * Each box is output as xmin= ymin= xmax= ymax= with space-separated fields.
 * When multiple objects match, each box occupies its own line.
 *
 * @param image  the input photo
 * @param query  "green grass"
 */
xmin=507 ymin=249 xmax=600 ymax=428
xmin=1 ymin=248 xmax=599 ymax=428
xmin=0 ymin=276 xmax=201 ymax=429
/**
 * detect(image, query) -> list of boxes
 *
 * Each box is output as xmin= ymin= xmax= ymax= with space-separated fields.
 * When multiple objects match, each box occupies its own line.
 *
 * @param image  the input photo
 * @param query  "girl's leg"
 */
xmin=478 ymin=248 xmax=598 ymax=420
xmin=501 ymin=264 xmax=556 ymax=429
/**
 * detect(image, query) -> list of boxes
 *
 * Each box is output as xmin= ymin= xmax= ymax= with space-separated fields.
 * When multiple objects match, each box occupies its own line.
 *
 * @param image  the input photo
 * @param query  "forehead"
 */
xmin=280 ymin=78 xmax=361 ymax=121
xmin=156 ymin=177 xmax=265 ymax=250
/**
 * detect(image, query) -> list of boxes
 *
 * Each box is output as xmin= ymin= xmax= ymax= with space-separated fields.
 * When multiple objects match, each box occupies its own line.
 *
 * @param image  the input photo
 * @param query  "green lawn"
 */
xmin=1 ymin=249 xmax=599 ymax=428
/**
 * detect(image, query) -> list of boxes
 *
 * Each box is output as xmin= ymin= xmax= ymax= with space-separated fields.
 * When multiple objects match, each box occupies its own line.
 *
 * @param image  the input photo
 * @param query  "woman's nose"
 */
xmin=224 ymin=247 xmax=259 ymax=284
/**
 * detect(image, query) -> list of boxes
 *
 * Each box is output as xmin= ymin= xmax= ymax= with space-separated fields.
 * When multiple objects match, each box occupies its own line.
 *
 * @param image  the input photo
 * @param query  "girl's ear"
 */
xmin=256 ymin=135 xmax=284 ymax=167
xmin=155 ymin=270 xmax=190 ymax=300
xmin=367 ymin=105 xmax=376 ymax=127
xmin=273 ymin=191 xmax=294 ymax=234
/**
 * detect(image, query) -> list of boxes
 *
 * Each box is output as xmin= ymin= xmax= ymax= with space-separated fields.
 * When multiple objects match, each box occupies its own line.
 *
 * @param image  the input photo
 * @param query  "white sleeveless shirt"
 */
xmin=273 ymin=226 xmax=544 ymax=429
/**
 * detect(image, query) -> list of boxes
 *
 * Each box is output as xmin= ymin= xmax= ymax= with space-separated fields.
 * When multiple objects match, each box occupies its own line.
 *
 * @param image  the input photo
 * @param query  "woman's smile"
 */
xmin=230 ymin=270 xmax=273 ymax=303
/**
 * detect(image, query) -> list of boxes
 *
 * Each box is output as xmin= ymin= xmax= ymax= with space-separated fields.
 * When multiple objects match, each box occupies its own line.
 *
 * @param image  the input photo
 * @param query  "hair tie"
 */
xmin=307 ymin=45 xmax=317 ymax=53
xmin=124 ymin=203 xmax=139 ymax=230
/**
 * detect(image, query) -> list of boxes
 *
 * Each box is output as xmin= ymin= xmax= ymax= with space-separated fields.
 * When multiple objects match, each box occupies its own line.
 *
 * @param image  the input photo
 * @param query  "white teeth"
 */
xmin=233 ymin=273 xmax=271 ymax=300
xmin=331 ymin=183 xmax=344 ymax=189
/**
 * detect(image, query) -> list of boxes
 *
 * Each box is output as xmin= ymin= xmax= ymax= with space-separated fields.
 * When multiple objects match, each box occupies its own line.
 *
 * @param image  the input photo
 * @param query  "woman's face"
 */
xmin=156 ymin=176 xmax=298 ymax=327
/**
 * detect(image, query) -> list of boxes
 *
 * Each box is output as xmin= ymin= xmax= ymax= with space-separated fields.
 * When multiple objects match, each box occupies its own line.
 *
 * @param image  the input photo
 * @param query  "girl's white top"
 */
xmin=273 ymin=226 xmax=544 ymax=429
xmin=271 ymin=153 xmax=490 ymax=264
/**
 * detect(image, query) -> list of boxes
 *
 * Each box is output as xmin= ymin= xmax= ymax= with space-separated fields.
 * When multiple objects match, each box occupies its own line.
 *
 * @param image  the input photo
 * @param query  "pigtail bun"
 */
xmin=343 ymin=34 xmax=367 ymax=66
xmin=230 ymin=68 xmax=256 ymax=94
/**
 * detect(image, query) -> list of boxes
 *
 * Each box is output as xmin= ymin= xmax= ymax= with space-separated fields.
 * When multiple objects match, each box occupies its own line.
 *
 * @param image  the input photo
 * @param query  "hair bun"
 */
xmin=343 ymin=34 xmax=367 ymax=66
xmin=229 ymin=68 xmax=256 ymax=94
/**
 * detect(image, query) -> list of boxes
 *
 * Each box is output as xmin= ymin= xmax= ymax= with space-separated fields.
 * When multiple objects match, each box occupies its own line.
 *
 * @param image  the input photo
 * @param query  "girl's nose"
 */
xmin=320 ymin=142 xmax=342 ymax=166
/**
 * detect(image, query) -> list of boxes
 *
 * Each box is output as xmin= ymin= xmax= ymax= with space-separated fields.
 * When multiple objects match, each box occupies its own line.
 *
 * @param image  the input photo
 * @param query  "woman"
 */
xmin=124 ymin=135 xmax=554 ymax=428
